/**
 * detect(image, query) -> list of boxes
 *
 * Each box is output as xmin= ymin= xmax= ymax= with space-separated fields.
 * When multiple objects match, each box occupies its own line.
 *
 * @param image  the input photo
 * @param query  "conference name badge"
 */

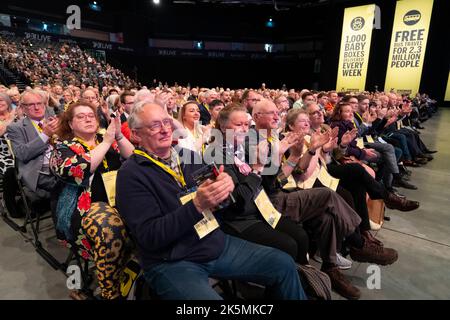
xmin=101 ymin=170 xmax=118 ymax=207
xmin=366 ymin=135 xmax=375 ymax=143
xmin=254 ymin=189 xmax=281 ymax=229
xmin=178 ymin=188 xmax=219 ymax=239
xmin=194 ymin=209 xmax=220 ymax=239
xmin=282 ymin=175 xmax=297 ymax=191
xmin=356 ymin=137 xmax=365 ymax=149
xmin=317 ymin=166 xmax=340 ymax=192
xmin=179 ymin=187 xmax=198 ymax=205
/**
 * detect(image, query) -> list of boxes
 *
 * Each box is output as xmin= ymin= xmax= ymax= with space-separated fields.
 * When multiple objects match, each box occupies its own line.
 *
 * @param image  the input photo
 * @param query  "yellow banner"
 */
xmin=445 ymin=71 xmax=450 ymax=102
xmin=336 ymin=4 xmax=376 ymax=92
xmin=385 ymin=0 xmax=434 ymax=96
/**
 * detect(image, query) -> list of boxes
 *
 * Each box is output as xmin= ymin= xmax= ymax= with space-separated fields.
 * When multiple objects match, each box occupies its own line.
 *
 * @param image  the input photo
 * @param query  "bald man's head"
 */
xmin=252 ymin=98 xmax=280 ymax=130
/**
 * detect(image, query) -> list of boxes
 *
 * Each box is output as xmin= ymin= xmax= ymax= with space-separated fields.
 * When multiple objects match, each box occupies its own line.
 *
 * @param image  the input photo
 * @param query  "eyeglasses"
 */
xmin=309 ymin=110 xmax=322 ymax=116
xmin=22 ymin=102 xmax=44 ymax=108
xmin=247 ymin=98 xmax=261 ymax=103
xmin=258 ymin=111 xmax=280 ymax=117
xmin=74 ymin=113 xmax=96 ymax=121
xmin=84 ymin=96 xmax=98 ymax=101
xmin=297 ymin=119 xmax=311 ymax=124
xmin=136 ymin=118 xmax=173 ymax=133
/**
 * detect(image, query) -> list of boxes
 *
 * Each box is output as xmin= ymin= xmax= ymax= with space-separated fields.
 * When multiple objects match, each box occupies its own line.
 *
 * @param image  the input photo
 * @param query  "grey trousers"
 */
xmin=23 ymin=172 xmax=57 ymax=202
xmin=271 ymin=187 xmax=361 ymax=265
xmin=366 ymin=142 xmax=399 ymax=188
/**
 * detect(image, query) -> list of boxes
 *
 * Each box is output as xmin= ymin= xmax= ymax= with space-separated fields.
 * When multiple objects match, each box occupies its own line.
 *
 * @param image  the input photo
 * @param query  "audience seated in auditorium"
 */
xmin=208 ymin=104 xmax=311 ymax=269
xmin=0 ymin=37 xmax=441 ymax=299
xmin=116 ymin=102 xmax=306 ymax=300
xmin=248 ymin=99 xmax=398 ymax=299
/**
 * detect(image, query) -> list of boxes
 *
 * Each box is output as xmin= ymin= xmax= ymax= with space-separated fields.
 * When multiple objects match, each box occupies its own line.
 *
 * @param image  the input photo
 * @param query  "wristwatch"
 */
xmin=285 ymin=159 xmax=297 ymax=168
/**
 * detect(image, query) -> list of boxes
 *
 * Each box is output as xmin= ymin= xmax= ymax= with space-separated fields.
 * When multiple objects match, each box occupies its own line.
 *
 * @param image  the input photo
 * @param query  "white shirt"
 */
xmin=177 ymin=124 xmax=205 ymax=154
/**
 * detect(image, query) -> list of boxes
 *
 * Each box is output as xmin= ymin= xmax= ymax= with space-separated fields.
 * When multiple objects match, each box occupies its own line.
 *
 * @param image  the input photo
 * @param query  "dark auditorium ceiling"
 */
xmin=1 ymin=0 xmax=370 ymax=42
xmin=3 ymin=0 xmax=360 ymax=15
xmin=170 ymin=0 xmax=329 ymax=8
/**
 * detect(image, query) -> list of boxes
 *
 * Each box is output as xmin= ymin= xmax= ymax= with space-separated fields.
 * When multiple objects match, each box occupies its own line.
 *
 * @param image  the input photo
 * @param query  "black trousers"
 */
xmin=221 ymin=216 xmax=309 ymax=265
xmin=398 ymin=128 xmax=425 ymax=157
xmin=327 ymin=163 xmax=388 ymax=232
xmin=1 ymin=167 xmax=24 ymax=218
xmin=399 ymin=128 xmax=429 ymax=153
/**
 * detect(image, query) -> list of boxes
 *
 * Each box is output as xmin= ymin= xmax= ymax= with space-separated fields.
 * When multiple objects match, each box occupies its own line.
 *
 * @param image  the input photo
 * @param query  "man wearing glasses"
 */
xmin=7 ymin=90 xmax=59 ymax=203
xmin=116 ymin=102 xmax=306 ymax=300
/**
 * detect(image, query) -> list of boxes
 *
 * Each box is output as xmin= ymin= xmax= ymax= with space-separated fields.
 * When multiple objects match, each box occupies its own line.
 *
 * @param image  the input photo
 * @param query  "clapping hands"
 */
xmin=280 ymin=132 xmax=304 ymax=156
xmin=323 ymin=127 xmax=339 ymax=151
xmin=362 ymin=111 xmax=377 ymax=124
xmin=309 ymin=128 xmax=331 ymax=152
xmin=42 ymin=116 xmax=59 ymax=137
xmin=341 ymin=128 xmax=358 ymax=147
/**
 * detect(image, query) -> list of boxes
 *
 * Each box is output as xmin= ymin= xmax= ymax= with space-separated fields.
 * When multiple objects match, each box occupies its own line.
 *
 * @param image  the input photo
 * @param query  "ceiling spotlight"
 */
xmin=89 ymin=2 xmax=101 ymax=11
xmin=266 ymin=18 xmax=274 ymax=28
xmin=153 ymin=0 xmax=160 ymax=4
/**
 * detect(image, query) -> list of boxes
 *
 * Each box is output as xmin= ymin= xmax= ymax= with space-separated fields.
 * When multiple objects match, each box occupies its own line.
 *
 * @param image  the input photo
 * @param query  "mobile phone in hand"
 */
xmin=192 ymin=163 xmax=216 ymax=186
xmin=191 ymin=162 xmax=236 ymax=210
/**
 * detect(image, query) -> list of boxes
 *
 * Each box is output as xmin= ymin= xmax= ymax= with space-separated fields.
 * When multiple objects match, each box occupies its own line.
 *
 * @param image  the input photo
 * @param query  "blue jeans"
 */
xmin=143 ymin=235 xmax=307 ymax=300
xmin=390 ymin=132 xmax=411 ymax=161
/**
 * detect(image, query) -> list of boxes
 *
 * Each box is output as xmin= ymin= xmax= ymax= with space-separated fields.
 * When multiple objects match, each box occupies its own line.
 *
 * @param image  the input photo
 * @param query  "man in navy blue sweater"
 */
xmin=116 ymin=102 xmax=306 ymax=300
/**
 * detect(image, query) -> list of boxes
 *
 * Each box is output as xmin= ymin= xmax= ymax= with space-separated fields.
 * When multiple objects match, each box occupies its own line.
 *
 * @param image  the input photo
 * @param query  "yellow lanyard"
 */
xmin=133 ymin=149 xmax=186 ymax=188
xmin=355 ymin=112 xmax=363 ymax=124
xmin=74 ymin=138 xmax=109 ymax=170
xmin=32 ymin=121 xmax=43 ymax=133
xmin=201 ymin=143 xmax=206 ymax=156
xmin=204 ymin=103 xmax=210 ymax=112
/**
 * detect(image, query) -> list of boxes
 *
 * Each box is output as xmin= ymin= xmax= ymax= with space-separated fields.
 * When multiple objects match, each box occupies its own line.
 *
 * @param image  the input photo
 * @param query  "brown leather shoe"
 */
xmin=361 ymin=230 xmax=384 ymax=247
xmin=350 ymin=240 xmax=398 ymax=266
xmin=321 ymin=266 xmax=361 ymax=300
xmin=384 ymin=192 xmax=420 ymax=212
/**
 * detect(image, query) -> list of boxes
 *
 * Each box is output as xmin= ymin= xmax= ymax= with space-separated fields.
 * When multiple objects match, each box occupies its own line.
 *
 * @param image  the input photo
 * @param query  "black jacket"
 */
xmin=116 ymin=148 xmax=225 ymax=270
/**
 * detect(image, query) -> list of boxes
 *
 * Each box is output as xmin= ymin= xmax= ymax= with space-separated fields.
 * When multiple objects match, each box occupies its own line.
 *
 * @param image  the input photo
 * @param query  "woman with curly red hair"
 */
xmin=50 ymin=100 xmax=134 ymax=299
